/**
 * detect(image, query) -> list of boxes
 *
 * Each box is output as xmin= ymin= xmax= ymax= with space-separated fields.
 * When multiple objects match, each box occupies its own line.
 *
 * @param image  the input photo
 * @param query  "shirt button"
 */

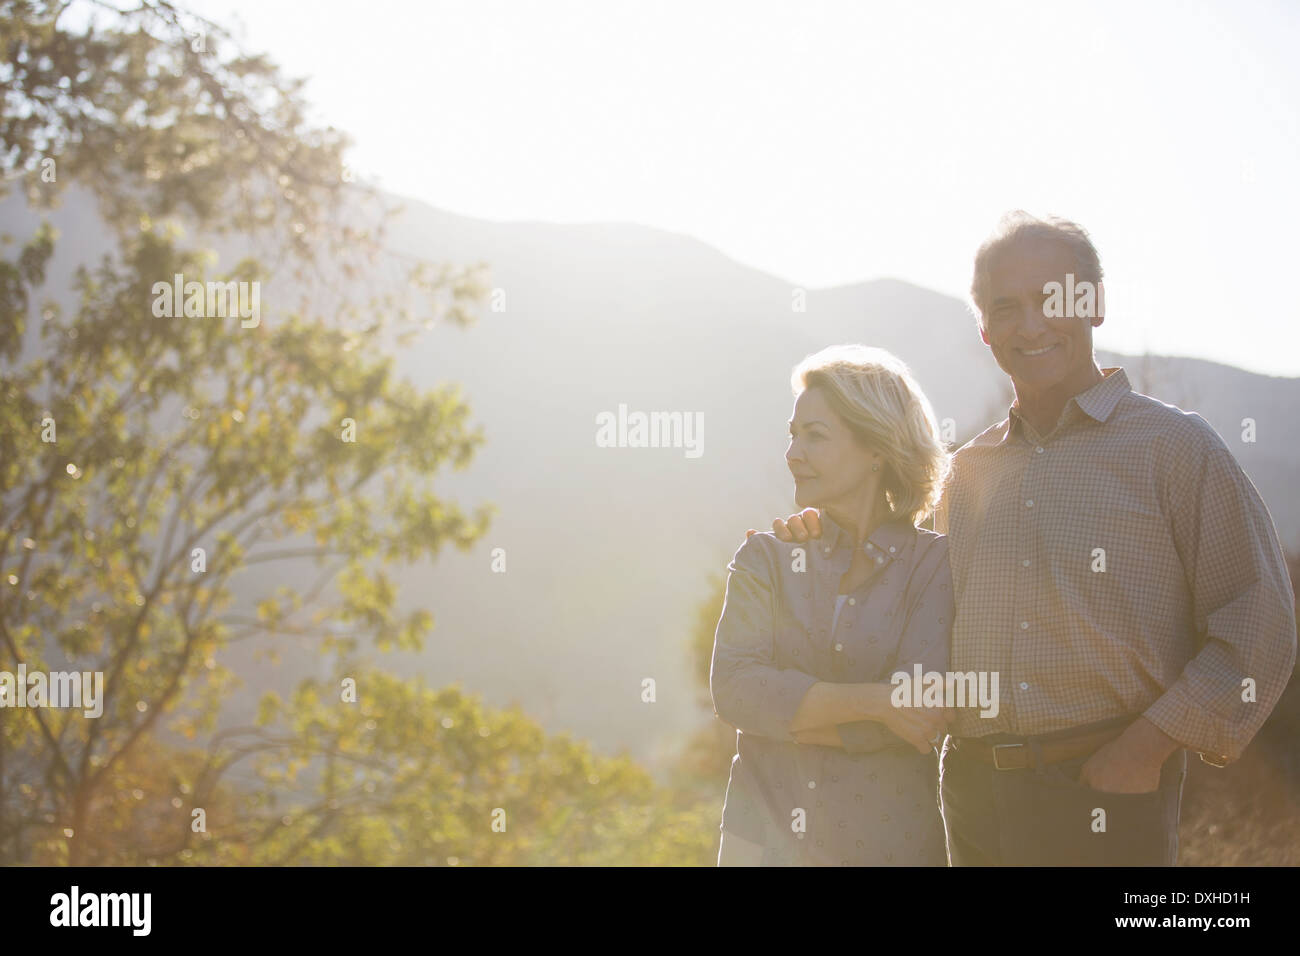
xmin=1020 ymin=621 xmax=1029 ymax=630
xmin=1035 ymin=446 xmax=1044 ymax=454
xmin=848 ymin=598 xmax=856 ymax=606
xmin=888 ymin=546 xmax=896 ymax=553
xmin=823 ymin=546 xmax=831 ymax=554
xmin=1025 ymin=499 xmax=1034 ymax=508
xmin=1019 ymin=681 xmax=1029 ymax=691
xmin=875 ymin=556 xmax=884 ymax=564
xmin=1022 ymin=559 xmax=1031 ymax=567
xmin=808 ymin=780 xmax=817 ymax=789
xmin=834 ymin=642 xmax=843 ymax=651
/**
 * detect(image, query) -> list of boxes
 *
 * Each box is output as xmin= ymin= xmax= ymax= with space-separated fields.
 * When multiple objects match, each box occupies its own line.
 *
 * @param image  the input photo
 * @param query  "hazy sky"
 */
xmin=183 ymin=0 xmax=1300 ymax=376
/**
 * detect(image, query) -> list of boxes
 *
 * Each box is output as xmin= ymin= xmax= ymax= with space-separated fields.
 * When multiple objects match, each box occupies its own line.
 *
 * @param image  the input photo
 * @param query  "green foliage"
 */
xmin=0 ymin=0 xmax=716 ymax=866
xmin=215 ymin=669 xmax=716 ymax=866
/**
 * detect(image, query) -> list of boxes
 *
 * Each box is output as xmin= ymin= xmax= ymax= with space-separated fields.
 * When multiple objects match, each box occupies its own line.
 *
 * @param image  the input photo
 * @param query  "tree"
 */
xmin=0 ymin=0 xmax=712 ymax=866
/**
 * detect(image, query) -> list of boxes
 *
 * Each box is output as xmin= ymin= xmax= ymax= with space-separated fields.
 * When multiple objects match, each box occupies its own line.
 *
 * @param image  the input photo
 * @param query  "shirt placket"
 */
xmin=797 ymin=533 xmax=859 ymax=865
xmin=815 ymin=536 xmax=850 ymax=674
xmin=1011 ymin=417 xmax=1055 ymax=731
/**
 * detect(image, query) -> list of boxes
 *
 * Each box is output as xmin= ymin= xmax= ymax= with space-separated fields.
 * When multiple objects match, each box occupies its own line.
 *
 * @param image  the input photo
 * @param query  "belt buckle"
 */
xmin=991 ymin=742 xmax=1022 ymax=770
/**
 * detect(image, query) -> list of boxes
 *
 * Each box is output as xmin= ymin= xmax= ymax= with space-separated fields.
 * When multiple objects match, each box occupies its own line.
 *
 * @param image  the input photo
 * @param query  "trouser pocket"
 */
xmin=993 ymin=752 xmax=1182 ymax=866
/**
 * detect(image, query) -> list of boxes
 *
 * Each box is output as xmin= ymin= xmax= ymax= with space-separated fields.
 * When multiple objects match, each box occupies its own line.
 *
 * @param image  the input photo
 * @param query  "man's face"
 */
xmin=979 ymin=238 xmax=1103 ymax=393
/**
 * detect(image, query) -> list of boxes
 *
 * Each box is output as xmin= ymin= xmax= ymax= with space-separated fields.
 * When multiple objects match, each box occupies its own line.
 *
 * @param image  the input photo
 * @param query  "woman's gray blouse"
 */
xmin=709 ymin=512 xmax=953 ymax=865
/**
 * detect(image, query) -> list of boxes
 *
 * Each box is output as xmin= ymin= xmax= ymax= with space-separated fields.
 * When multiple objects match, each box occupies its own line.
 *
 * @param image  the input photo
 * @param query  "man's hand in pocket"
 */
xmin=1078 ymin=718 xmax=1180 ymax=793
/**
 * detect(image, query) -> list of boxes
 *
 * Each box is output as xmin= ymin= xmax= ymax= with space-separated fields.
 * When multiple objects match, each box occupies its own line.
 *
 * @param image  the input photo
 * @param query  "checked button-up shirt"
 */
xmin=934 ymin=366 xmax=1297 ymax=764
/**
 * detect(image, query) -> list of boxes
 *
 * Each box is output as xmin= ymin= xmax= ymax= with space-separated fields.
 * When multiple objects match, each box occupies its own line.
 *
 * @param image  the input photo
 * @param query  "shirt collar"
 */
xmin=817 ymin=509 xmax=912 ymax=563
xmin=1001 ymin=366 xmax=1130 ymax=445
xmin=1074 ymin=366 xmax=1131 ymax=422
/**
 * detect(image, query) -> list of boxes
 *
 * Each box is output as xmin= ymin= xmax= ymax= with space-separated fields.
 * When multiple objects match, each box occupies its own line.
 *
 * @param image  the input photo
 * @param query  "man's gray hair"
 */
xmin=969 ymin=211 xmax=1104 ymax=329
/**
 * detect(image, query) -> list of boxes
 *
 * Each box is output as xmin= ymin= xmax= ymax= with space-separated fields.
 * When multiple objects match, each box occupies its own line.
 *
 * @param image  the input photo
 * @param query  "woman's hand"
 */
xmin=876 ymin=699 xmax=951 ymax=754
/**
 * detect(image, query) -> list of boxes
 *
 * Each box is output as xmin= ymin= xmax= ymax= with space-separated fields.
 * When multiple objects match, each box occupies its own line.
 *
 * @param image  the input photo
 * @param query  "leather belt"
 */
xmin=952 ymin=717 xmax=1132 ymax=771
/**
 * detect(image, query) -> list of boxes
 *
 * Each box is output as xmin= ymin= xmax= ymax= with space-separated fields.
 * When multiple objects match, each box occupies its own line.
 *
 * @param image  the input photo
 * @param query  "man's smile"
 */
xmin=1017 ymin=343 xmax=1060 ymax=357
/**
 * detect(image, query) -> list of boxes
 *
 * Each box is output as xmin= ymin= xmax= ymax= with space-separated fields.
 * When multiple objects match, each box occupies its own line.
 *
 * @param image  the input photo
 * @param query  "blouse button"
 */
xmin=834 ymin=642 xmax=843 ymax=651
xmin=848 ymin=598 xmax=856 ymax=606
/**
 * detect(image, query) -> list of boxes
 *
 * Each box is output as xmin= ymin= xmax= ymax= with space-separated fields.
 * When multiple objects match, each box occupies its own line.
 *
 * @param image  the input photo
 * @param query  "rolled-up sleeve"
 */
xmin=710 ymin=536 xmax=819 ymax=742
xmin=1144 ymin=434 xmax=1298 ymax=764
xmin=838 ymin=543 xmax=954 ymax=753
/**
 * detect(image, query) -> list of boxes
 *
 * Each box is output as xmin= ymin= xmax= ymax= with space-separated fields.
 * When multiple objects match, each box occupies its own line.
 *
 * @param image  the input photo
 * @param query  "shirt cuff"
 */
xmin=1142 ymin=684 xmax=1233 ymax=766
xmin=764 ymin=668 xmax=821 ymax=741
xmin=722 ymin=667 xmax=820 ymax=742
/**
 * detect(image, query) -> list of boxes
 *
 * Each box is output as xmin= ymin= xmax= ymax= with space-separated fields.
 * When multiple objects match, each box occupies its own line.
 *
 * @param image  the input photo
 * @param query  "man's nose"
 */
xmin=1018 ymin=299 xmax=1050 ymax=337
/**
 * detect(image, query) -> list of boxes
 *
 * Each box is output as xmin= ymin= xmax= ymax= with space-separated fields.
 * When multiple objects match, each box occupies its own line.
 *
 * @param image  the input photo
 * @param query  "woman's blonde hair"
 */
xmin=791 ymin=344 xmax=950 ymax=526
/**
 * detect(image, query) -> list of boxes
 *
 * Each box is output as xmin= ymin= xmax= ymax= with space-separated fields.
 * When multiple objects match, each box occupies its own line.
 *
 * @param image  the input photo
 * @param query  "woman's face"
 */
xmin=786 ymin=386 xmax=878 ymax=510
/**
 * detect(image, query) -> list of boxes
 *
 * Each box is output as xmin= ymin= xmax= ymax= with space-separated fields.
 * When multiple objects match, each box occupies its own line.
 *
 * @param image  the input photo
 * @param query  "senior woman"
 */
xmin=710 ymin=344 xmax=953 ymax=866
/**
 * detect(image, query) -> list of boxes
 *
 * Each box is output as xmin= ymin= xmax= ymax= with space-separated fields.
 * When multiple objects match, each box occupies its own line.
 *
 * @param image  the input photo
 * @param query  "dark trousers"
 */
xmin=938 ymin=736 xmax=1187 ymax=866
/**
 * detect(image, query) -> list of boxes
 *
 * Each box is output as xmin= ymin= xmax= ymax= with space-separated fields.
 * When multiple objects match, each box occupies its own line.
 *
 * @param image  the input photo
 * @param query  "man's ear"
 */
xmin=979 ymin=324 xmax=990 ymax=346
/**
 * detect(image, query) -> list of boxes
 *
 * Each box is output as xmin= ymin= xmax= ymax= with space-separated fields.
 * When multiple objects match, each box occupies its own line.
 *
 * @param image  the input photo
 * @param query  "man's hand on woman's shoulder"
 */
xmin=746 ymin=508 xmax=824 ymax=543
